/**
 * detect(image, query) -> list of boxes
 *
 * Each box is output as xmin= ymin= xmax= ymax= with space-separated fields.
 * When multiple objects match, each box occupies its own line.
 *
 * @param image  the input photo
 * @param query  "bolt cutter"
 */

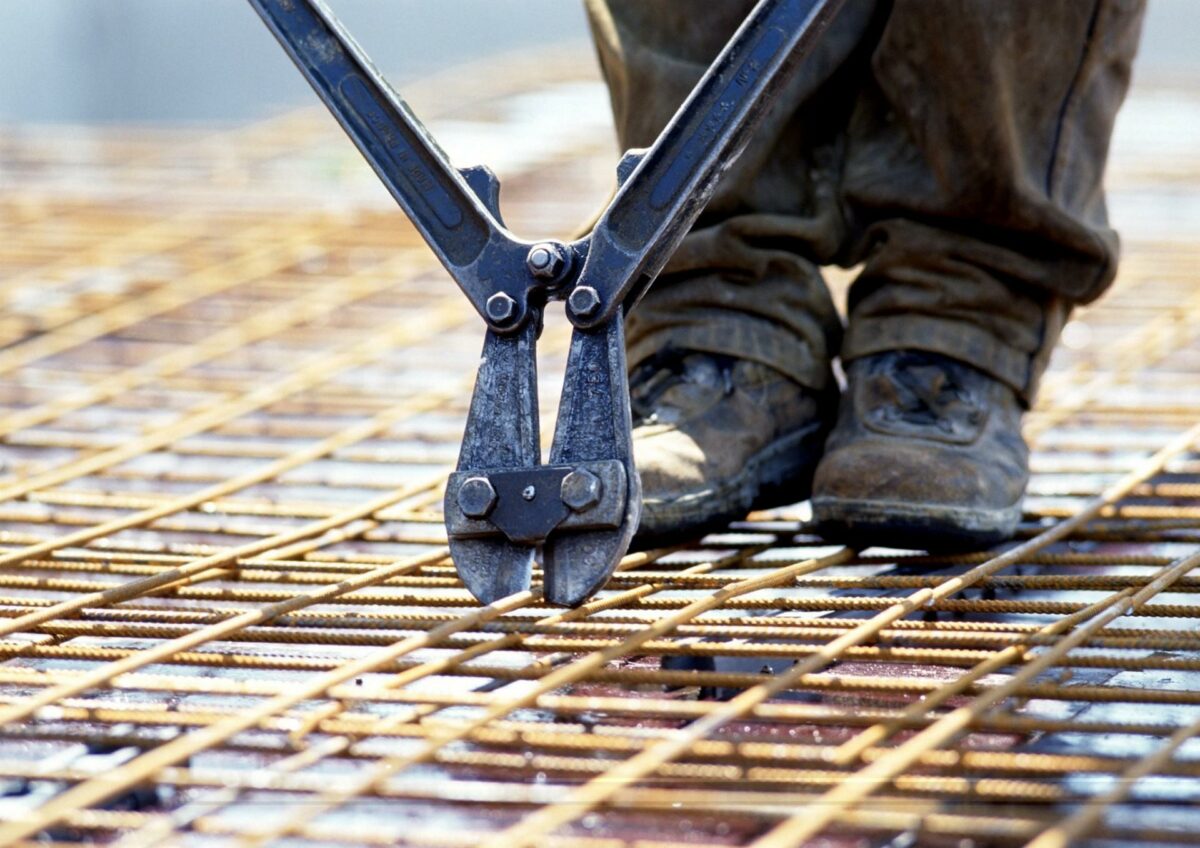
xmin=248 ymin=0 xmax=842 ymax=606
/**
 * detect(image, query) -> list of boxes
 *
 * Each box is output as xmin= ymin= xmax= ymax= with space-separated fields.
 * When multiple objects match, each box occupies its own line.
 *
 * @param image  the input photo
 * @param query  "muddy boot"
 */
xmin=630 ymin=349 xmax=836 ymax=548
xmin=812 ymin=350 xmax=1027 ymax=551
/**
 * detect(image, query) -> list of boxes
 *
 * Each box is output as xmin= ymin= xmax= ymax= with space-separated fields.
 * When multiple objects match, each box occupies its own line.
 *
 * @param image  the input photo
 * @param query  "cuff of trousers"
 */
xmin=626 ymin=315 xmax=835 ymax=393
xmin=841 ymin=314 xmax=1044 ymax=406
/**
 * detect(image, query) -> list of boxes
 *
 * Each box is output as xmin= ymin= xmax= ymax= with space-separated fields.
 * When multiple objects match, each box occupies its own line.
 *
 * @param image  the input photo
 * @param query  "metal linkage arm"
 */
xmin=565 ymin=0 xmax=846 ymax=329
xmin=247 ymin=0 xmax=572 ymax=332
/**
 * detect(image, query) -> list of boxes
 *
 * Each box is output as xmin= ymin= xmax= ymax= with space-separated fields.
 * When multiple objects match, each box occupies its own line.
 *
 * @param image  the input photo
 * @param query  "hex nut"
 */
xmin=485 ymin=292 xmax=518 ymax=324
xmin=457 ymin=476 xmax=497 ymax=518
xmin=567 ymin=285 xmax=601 ymax=318
xmin=560 ymin=469 xmax=602 ymax=512
xmin=526 ymin=242 xmax=566 ymax=280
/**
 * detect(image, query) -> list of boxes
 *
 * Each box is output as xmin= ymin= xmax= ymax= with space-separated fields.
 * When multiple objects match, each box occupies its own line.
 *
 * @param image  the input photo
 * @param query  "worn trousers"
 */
xmin=584 ymin=0 xmax=1145 ymax=404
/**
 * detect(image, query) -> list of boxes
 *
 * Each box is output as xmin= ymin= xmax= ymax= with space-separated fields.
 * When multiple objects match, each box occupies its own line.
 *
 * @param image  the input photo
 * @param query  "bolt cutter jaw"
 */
xmin=443 ymin=317 xmax=640 ymax=607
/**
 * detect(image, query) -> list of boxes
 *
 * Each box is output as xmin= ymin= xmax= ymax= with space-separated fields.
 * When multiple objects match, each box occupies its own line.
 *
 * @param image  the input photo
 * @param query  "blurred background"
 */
xmin=0 ymin=0 xmax=589 ymax=124
xmin=0 ymin=0 xmax=1196 ymax=125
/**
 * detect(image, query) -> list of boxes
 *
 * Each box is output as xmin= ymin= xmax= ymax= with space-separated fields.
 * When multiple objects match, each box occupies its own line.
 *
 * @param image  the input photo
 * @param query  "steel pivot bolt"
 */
xmin=485 ymin=292 xmax=518 ymax=325
xmin=457 ymin=476 xmax=497 ymax=518
xmin=526 ymin=242 xmax=567 ymax=281
xmin=560 ymin=469 xmax=602 ymax=512
xmin=567 ymin=285 xmax=601 ymax=318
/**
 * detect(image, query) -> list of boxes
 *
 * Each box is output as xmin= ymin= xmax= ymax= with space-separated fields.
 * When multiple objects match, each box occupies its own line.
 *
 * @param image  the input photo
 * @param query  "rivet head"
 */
xmin=485 ymin=292 xmax=518 ymax=324
xmin=521 ymin=485 xmax=537 ymax=502
xmin=567 ymin=285 xmax=601 ymax=318
xmin=457 ymin=476 xmax=497 ymax=518
xmin=560 ymin=469 xmax=602 ymax=512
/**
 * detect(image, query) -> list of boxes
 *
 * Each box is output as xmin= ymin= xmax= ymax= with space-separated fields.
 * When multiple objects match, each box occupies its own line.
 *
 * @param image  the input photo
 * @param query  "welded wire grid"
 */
xmin=0 ymin=50 xmax=1199 ymax=848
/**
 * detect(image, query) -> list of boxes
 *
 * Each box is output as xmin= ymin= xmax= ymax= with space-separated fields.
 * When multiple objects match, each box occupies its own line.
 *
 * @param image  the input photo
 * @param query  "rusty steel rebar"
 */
xmin=0 ymin=50 xmax=1198 ymax=848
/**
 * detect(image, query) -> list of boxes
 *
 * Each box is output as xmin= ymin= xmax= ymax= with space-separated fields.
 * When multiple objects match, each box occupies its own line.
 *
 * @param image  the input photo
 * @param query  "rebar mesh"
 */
xmin=1 ymin=52 xmax=1199 ymax=848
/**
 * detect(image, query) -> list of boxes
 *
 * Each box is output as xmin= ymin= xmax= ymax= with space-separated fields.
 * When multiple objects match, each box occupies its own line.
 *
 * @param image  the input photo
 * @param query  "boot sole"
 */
xmin=811 ymin=495 xmax=1021 ymax=552
xmin=632 ymin=419 xmax=829 ymax=550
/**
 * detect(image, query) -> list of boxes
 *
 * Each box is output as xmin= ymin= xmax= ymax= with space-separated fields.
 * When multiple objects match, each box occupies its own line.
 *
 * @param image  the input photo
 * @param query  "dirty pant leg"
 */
xmin=583 ymin=0 xmax=878 ymax=392
xmin=839 ymin=0 xmax=1146 ymax=403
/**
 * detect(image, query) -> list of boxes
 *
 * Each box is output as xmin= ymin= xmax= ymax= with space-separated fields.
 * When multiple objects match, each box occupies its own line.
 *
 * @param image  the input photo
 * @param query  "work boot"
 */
xmin=629 ymin=349 xmax=835 ymax=547
xmin=812 ymin=350 xmax=1028 ymax=550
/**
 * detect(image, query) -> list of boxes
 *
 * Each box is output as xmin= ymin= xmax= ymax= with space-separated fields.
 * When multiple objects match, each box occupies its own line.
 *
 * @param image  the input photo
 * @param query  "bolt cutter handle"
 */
xmin=247 ymin=0 xmax=567 ymax=333
xmin=563 ymin=0 xmax=846 ymax=330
